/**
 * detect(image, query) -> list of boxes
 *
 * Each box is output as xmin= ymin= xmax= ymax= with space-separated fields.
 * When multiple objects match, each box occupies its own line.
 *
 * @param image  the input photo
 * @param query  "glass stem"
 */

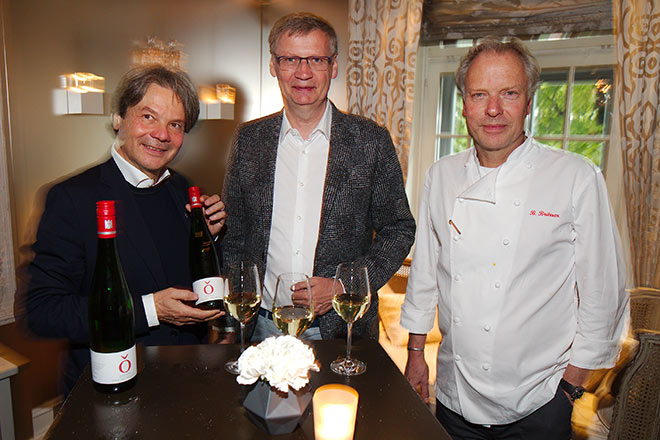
xmin=346 ymin=322 xmax=353 ymax=360
xmin=239 ymin=322 xmax=246 ymax=353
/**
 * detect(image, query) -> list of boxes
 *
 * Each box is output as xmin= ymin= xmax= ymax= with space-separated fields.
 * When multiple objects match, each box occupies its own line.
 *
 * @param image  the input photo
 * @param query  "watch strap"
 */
xmin=559 ymin=378 xmax=585 ymax=401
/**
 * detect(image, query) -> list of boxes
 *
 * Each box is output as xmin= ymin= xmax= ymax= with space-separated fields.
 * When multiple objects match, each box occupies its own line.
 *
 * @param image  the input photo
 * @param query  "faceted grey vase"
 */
xmin=243 ymin=381 xmax=312 ymax=435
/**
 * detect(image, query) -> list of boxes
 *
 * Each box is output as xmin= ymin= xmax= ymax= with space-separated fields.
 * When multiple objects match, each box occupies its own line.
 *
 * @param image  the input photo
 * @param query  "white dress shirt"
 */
xmin=400 ymin=137 xmax=629 ymax=424
xmin=262 ymin=102 xmax=332 ymax=310
xmin=111 ymin=143 xmax=168 ymax=327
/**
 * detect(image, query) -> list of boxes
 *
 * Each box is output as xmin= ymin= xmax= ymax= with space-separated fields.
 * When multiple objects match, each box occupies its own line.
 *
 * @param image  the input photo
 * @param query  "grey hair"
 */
xmin=113 ymin=65 xmax=200 ymax=133
xmin=455 ymin=37 xmax=541 ymax=99
xmin=268 ymin=12 xmax=338 ymax=56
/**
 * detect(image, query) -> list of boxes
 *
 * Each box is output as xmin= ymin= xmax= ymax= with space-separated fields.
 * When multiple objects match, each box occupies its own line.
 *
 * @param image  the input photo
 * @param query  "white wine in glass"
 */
xmin=272 ymin=273 xmax=314 ymax=337
xmin=224 ymin=262 xmax=261 ymax=374
xmin=330 ymin=263 xmax=371 ymax=376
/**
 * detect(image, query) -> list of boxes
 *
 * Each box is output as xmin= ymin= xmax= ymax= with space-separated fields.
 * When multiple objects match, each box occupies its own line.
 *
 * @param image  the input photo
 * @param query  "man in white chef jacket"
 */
xmin=401 ymin=37 xmax=629 ymax=439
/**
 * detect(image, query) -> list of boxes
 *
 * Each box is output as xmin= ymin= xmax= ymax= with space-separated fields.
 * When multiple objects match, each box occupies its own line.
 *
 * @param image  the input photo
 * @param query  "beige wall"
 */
xmin=1 ymin=0 xmax=347 ymax=438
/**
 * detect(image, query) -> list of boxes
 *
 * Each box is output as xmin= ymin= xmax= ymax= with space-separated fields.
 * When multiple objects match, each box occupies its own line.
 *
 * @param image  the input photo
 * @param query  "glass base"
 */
xmin=225 ymin=360 xmax=240 ymax=374
xmin=330 ymin=357 xmax=367 ymax=376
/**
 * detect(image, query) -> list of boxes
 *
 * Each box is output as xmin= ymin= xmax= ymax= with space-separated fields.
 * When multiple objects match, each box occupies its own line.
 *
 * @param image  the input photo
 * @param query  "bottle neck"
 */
xmin=190 ymin=206 xmax=205 ymax=223
xmin=96 ymin=234 xmax=119 ymax=255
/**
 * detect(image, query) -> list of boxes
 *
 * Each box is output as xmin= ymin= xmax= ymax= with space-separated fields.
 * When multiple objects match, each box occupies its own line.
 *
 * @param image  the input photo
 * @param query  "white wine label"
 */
xmin=193 ymin=276 xmax=225 ymax=305
xmin=90 ymin=345 xmax=137 ymax=384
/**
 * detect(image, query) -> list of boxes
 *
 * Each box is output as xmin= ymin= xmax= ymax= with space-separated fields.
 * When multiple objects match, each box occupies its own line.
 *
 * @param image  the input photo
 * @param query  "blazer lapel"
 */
xmin=257 ymin=113 xmax=283 ymax=260
xmin=99 ymin=160 xmax=168 ymax=287
xmin=320 ymin=104 xmax=352 ymax=233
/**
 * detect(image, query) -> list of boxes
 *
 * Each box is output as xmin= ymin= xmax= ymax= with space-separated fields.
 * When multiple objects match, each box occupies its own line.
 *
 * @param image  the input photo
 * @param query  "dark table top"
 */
xmin=46 ymin=339 xmax=449 ymax=439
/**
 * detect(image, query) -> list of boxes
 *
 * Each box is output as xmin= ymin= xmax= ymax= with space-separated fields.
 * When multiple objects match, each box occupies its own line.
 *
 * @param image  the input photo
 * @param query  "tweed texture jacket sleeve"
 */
xmin=222 ymin=103 xmax=415 ymax=339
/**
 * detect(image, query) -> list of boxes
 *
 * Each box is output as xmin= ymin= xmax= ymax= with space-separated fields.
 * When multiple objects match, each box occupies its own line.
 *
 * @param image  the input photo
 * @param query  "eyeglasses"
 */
xmin=273 ymin=55 xmax=335 ymax=71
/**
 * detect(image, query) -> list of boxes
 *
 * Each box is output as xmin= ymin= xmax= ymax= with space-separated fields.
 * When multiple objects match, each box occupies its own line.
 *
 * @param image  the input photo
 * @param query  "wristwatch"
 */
xmin=559 ymin=378 xmax=585 ymax=401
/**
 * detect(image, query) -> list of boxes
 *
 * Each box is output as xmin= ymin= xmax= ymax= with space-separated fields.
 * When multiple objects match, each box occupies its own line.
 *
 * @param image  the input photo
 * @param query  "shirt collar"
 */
xmin=111 ymin=140 xmax=171 ymax=188
xmin=279 ymin=100 xmax=332 ymax=144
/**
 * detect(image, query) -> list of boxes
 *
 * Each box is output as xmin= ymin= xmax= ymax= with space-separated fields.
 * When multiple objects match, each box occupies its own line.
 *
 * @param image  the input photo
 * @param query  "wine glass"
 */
xmin=330 ymin=263 xmax=371 ymax=376
xmin=224 ymin=261 xmax=262 ymax=374
xmin=272 ymin=273 xmax=314 ymax=337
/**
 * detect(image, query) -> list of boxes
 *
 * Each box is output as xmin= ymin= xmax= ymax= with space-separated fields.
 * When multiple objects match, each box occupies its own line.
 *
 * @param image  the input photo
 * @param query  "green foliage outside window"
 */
xmin=534 ymin=82 xmax=567 ymax=136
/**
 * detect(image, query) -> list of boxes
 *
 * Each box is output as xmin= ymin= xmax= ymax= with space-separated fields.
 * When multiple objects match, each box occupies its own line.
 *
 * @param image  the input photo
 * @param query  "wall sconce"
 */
xmin=53 ymin=72 xmax=105 ymax=115
xmin=199 ymin=84 xmax=235 ymax=120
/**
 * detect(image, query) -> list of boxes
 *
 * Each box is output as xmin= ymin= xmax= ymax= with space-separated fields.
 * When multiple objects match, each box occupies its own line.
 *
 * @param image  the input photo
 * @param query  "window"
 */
xmin=408 ymin=35 xmax=616 ymax=213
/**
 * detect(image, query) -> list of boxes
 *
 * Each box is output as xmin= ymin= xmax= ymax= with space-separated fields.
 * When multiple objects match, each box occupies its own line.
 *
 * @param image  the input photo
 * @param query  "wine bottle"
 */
xmin=89 ymin=200 xmax=137 ymax=393
xmin=188 ymin=186 xmax=225 ymax=310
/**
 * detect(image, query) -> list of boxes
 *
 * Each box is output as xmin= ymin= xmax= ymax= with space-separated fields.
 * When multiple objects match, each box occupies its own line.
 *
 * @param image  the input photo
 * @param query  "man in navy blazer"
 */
xmin=222 ymin=13 xmax=415 ymax=341
xmin=26 ymin=66 xmax=226 ymax=392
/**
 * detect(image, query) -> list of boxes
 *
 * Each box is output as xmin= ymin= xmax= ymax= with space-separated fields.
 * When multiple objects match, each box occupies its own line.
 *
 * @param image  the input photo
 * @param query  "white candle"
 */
xmin=313 ymin=384 xmax=359 ymax=440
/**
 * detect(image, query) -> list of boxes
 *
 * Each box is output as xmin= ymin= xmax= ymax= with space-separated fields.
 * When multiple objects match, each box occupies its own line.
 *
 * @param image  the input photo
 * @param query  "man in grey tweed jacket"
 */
xmin=222 ymin=12 xmax=415 ymax=340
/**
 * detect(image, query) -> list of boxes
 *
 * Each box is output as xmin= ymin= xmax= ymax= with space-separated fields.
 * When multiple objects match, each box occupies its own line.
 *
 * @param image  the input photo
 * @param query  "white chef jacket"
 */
xmin=400 ymin=137 xmax=629 ymax=425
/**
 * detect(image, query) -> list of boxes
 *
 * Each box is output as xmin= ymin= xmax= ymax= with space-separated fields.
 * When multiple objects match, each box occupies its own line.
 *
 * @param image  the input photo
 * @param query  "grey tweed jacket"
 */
xmin=222 ymin=103 xmax=416 ymax=339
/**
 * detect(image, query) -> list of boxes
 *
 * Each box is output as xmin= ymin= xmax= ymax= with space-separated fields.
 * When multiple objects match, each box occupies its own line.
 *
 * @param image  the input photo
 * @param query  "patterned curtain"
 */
xmin=615 ymin=0 xmax=660 ymax=288
xmin=347 ymin=0 xmax=423 ymax=179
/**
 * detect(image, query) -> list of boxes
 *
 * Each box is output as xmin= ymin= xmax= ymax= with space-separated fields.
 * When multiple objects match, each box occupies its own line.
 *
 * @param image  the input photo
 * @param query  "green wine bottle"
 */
xmin=88 ymin=200 xmax=137 ymax=393
xmin=188 ymin=187 xmax=225 ymax=310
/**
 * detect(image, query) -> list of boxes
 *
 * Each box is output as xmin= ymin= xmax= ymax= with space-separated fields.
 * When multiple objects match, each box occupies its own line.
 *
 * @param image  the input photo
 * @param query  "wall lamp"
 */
xmin=199 ymin=84 xmax=235 ymax=120
xmin=53 ymin=72 xmax=105 ymax=115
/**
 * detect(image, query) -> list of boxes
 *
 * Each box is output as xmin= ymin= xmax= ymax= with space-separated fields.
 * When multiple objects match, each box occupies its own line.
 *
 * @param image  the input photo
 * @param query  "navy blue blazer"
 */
xmin=26 ymin=158 xmax=205 ymax=391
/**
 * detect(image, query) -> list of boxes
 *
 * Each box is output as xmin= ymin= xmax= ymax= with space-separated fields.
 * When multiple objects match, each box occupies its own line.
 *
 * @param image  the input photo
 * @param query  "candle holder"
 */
xmin=313 ymin=384 xmax=359 ymax=440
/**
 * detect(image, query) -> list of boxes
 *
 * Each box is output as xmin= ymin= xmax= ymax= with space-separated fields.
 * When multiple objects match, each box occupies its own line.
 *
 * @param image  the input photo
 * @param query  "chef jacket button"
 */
xmin=453 ymin=316 xmax=461 ymax=325
xmin=513 ymin=199 xmax=521 ymax=207
xmin=494 ymin=282 xmax=501 ymax=289
xmin=454 ymin=274 xmax=462 ymax=282
xmin=525 ymin=162 xmax=532 ymax=169
xmin=484 ymin=324 xmax=491 ymax=332
xmin=455 ymin=354 xmax=462 ymax=362
xmin=482 ymin=363 xmax=491 ymax=371
xmin=502 ymin=238 xmax=510 ymax=246
xmin=458 ymin=197 xmax=465 ymax=203
xmin=453 ymin=235 xmax=460 ymax=242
